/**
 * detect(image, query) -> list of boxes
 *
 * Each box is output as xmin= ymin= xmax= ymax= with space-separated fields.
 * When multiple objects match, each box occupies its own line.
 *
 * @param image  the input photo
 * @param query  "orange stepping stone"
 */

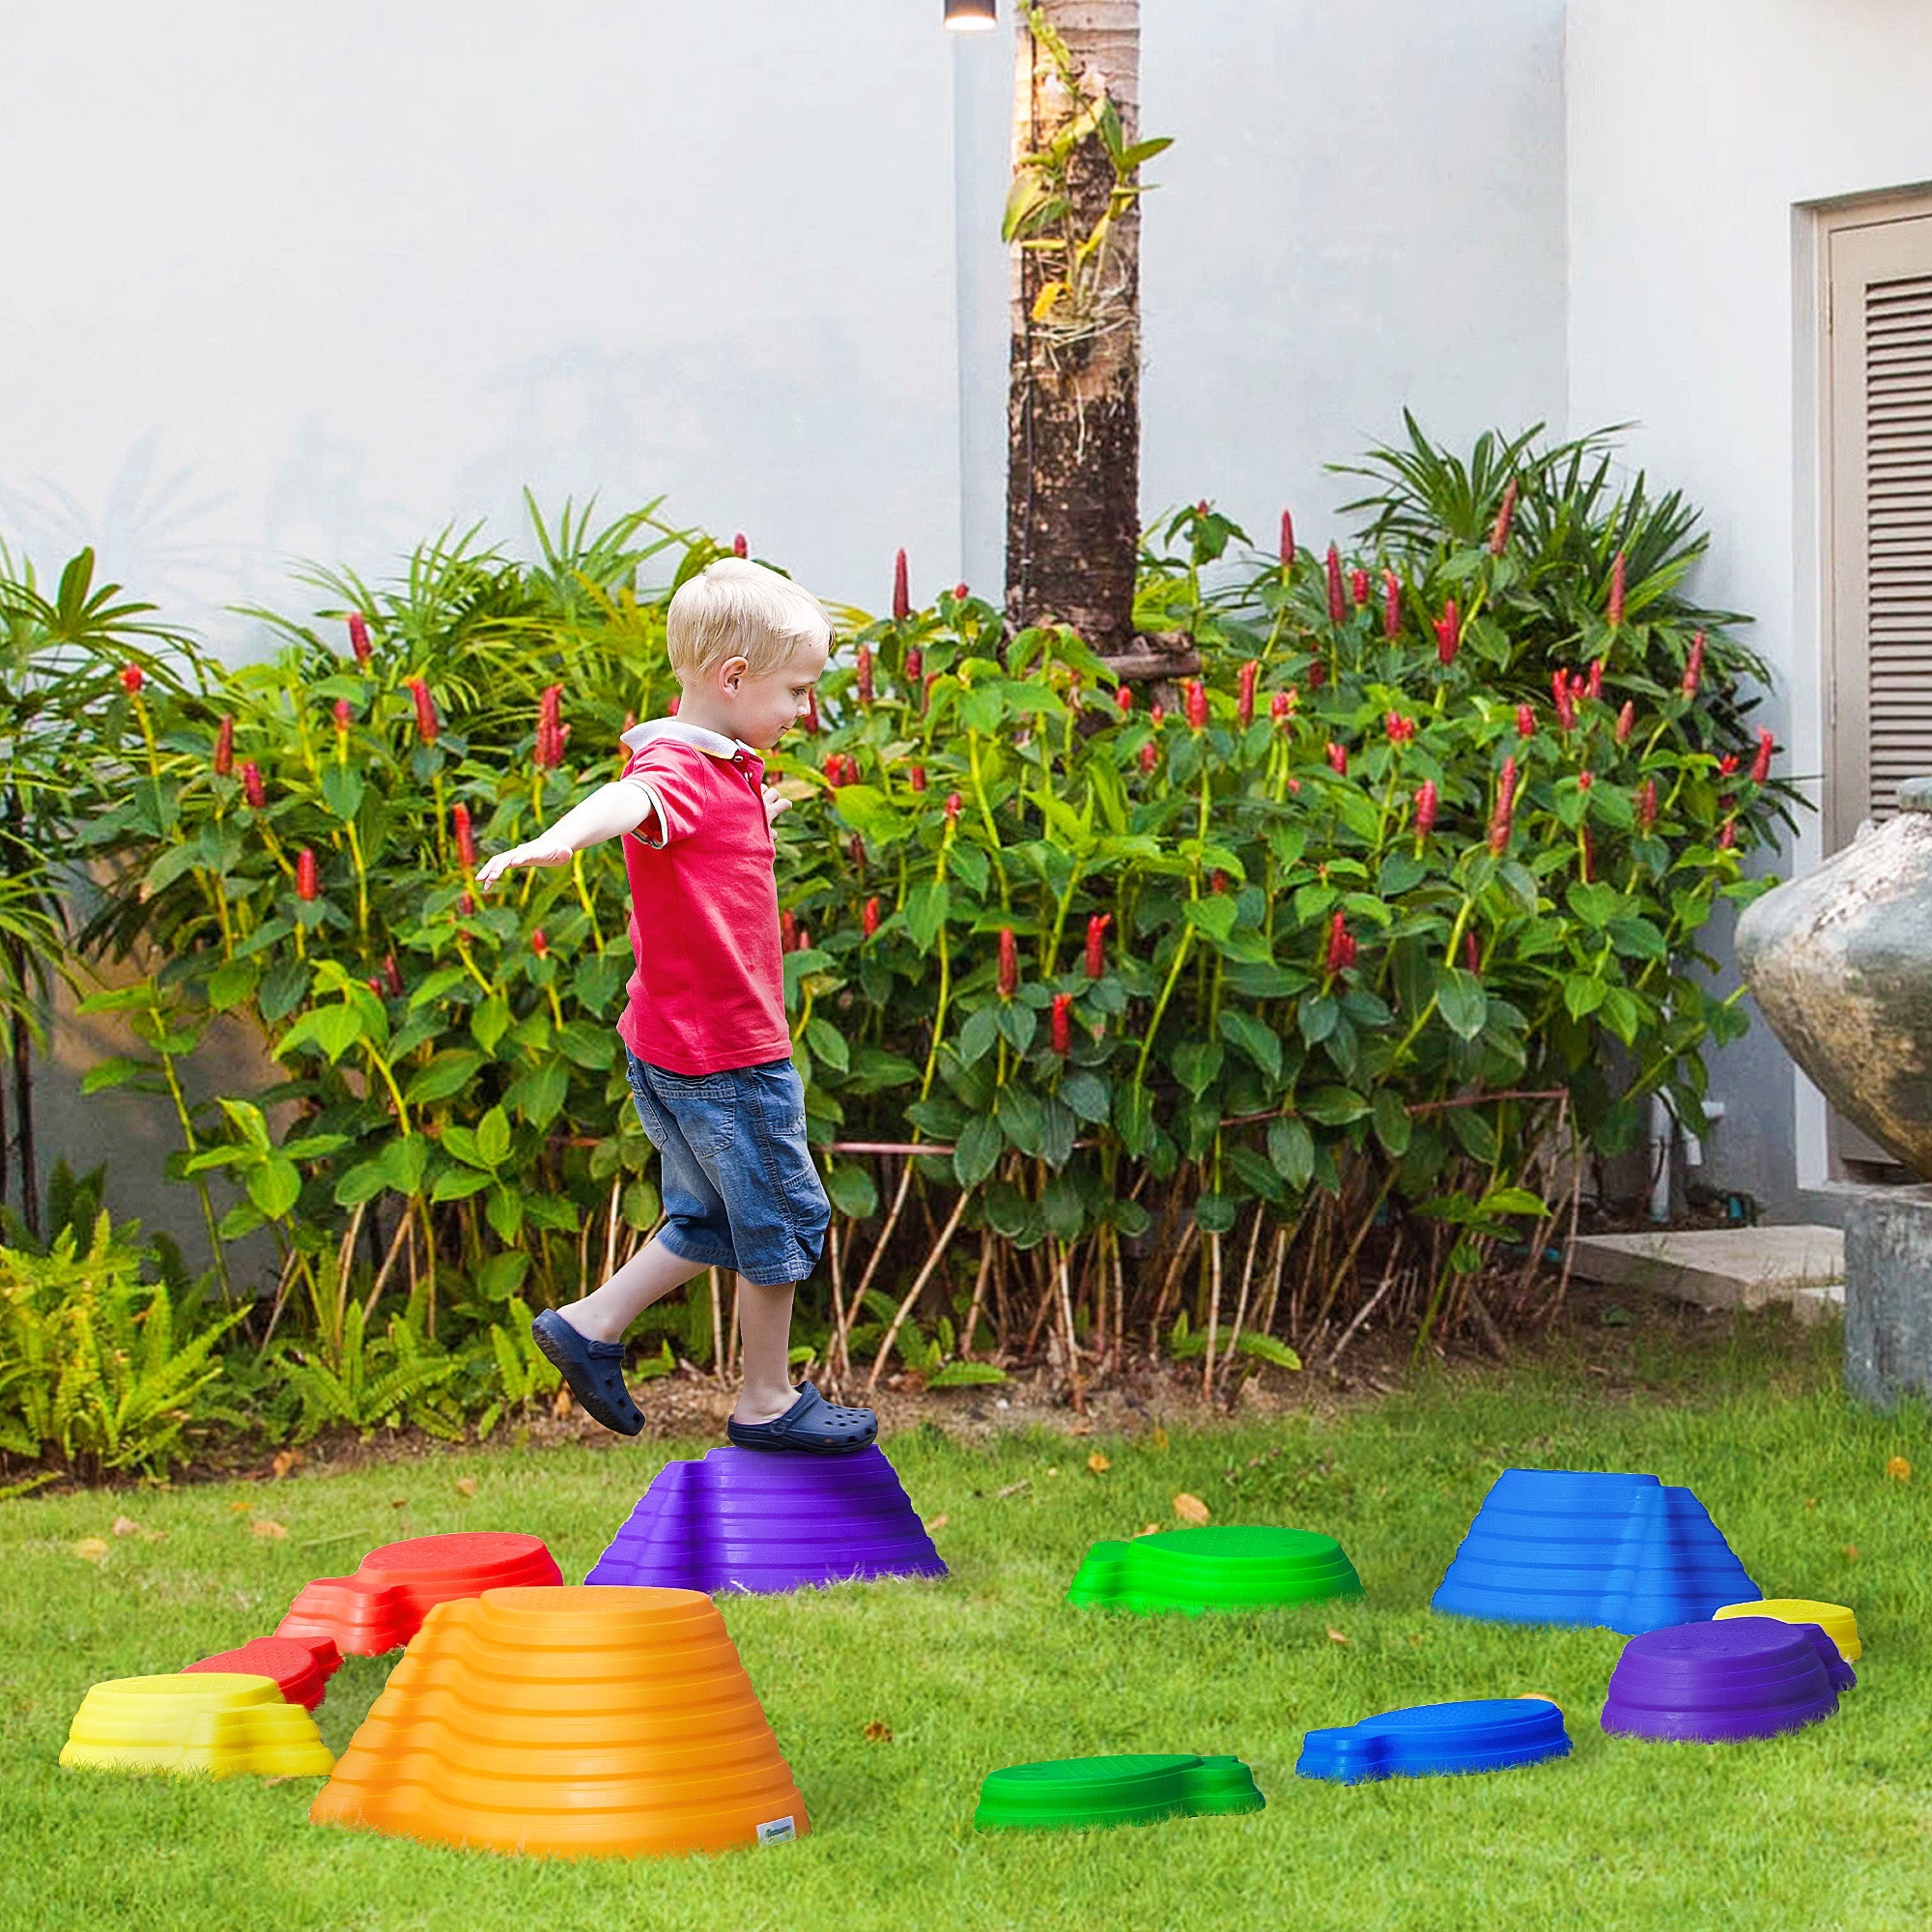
xmin=185 ymin=1634 xmax=341 ymax=1711
xmin=311 ymin=1586 xmax=807 ymax=1859
xmin=276 ymin=1532 xmax=561 ymax=1655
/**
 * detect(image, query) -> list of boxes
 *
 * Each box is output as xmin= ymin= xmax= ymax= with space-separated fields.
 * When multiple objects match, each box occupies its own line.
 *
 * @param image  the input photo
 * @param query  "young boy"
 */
xmin=475 ymin=557 xmax=876 ymax=1454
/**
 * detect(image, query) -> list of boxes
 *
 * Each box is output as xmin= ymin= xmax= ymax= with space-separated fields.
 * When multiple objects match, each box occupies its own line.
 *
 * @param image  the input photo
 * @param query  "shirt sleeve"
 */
xmin=618 ymin=744 xmax=707 ymax=848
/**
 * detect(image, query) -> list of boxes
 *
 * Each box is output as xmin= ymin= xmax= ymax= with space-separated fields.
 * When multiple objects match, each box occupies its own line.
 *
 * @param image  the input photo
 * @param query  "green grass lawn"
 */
xmin=4 ymin=1312 xmax=1929 ymax=1932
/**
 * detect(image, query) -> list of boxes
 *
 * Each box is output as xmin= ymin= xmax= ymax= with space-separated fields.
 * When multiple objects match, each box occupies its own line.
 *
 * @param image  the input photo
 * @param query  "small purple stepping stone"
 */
xmin=1602 ymin=1616 xmax=1854 ymax=1744
xmin=584 ymin=1444 xmax=947 ymax=1595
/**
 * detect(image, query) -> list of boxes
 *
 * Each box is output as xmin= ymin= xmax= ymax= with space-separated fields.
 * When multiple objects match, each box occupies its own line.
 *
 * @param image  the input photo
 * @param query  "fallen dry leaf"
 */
xmin=1172 ymin=1492 xmax=1210 ymax=1526
xmin=1087 ymin=1453 xmax=1111 ymax=1475
xmin=111 ymin=1516 xmax=142 ymax=1538
xmin=1515 ymin=1691 xmax=1558 ymax=1704
xmin=1326 ymin=1626 xmax=1351 ymax=1646
xmin=455 ymin=1477 xmax=478 ymax=1498
xmin=1150 ymin=1426 xmax=1170 ymax=1451
xmin=995 ymin=1480 xmax=1031 ymax=1499
xmin=553 ymin=1385 xmax=574 ymax=1419
xmin=228 ymin=1499 xmax=254 ymax=1515
xmin=72 ymin=1538 xmax=109 ymax=1563
xmin=270 ymin=1449 xmax=304 ymax=1480
xmin=863 ymin=1721 xmax=894 ymax=1744
xmin=1132 ymin=1522 xmax=1161 ymax=1538
xmin=1888 ymin=1455 xmax=1912 ymax=1483
xmin=924 ymin=1514 xmax=949 ymax=1533
xmin=1045 ymin=1465 xmax=1060 ymax=1479
xmin=251 ymin=1518 xmax=289 ymax=1541
xmin=1844 ymin=1544 xmax=1861 ymax=1562
xmin=1804 ymin=1497 xmax=1818 ymax=1512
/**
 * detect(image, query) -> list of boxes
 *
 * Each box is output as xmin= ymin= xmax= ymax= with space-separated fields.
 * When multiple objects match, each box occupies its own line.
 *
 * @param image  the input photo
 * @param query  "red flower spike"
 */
xmin=1385 ymin=711 xmax=1415 ymax=746
xmin=1578 ymin=770 xmax=1594 ymax=791
xmin=1382 ymin=567 xmax=1402 ymax=640
xmin=1719 ymin=753 xmax=1740 ymax=778
xmin=848 ymin=833 xmax=867 ymax=875
xmin=1607 ymin=551 xmax=1627 ymax=629
xmin=1719 ymin=818 xmax=1737 ymax=850
xmin=452 ymin=803 xmax=476 ymax=868
xmin=856 ymin=644 xmax=873 ymax=706
xmin=862 ymin=896 xmax=881 ymax=939
xmin=1464 ymin=931 xmax=1480 ymax=974
xmin=1050 ymin=991 xmax=1072 ymax=1058
xmin=1139 ymin=741 xmax=1159 ymax=776
xmin=1308 ymin=662 xmax=1326 ymax=692
xmin=892 ymin=549 xmax=910 ymax=622
xmin=1326 ymin=741 xmax=1348 ymax=776
xmin=1324 ymin=910 xmax=1355 ymax=977
xmin=1488 ymin=756 xmax=1519 ymax=856
xmin=1414 ymin=779 xmax=1438 ymax=836
xmin=408 ymin=678 xmax=440 ymax=746
xmin=1489 ymin=478 xmax=1519 ymax=555
xmin=1682 ymin=631 xmax=1706 ymax=698
xmin=1287 ymin=777 xmax=1302 ymax=794
xmin=1237 ymin=660 xmax=1258 ymax=728
xmin=998 ymin=927 xmax=1018 ymax=1000
xmin=781 ymin=910 xmax=798 ymax=952
xmin=458 ymin=891 xmax=476 ymax=918
xmin=1350 ymin=567 xmax=1371 ymax=608
xmin=803 ymin=690 xmax=819 ymax=733
xmin=1115 ymin=685 xmax=1134 ymax=717
xmin=1637 ymin=776 xmax=1659 ymax=833
xmin=796 ymin=926 xmax=810 ymax=952
xmin=213 ymin=715 xmax=235 ymax=777
xmin=1185 ymin=681 xmax=1208 ymax=731
xmin=1551 ymin=668 xmax=1577 ymax=732
xmin=529 ymin=929 xmax=550 ymax=958
xmin=944 ymin=791 xmax=963 ymax=821
xmin=382 ymin=953 xmax=404 ymax=1000
xmin=824 ymin=753 xmax=848 ymax=789
xmin=1271 ymin=688 xmax=1297 ymax=725
xmin=367 ymin=977 xmax=383 ymax=996
xmin=909 ymin=764 xmax=927 ymax=792
xmin=904 ymin=647 xmax=923 ymax=692
xmin=1150 ymin=701 xmax=1166 ymax=730
xmin=348 ymin=611 xmax=372 ymax=664
xmin=296 ymin=848 xmax=319 ymax=901
xmin=1085 ymin=912 xmax=1112 ymax=979
xmin=1752 ymin=728 xmax=1775 ymax=784
xmin=119 ymin=664 xmax=144 ymax=696
xmin=668 ymin=693 xmax=680 ymax=715
xmin=1210 ymin=869 xmax=1229 ymax=895
xmin=1279 ymin=509 xmax=1296 ymax=567
xmin=953 ymin=582 xmax=969 ymax=601
xmin=1325 ymin=545 xmax=1346 ymax=624
xmin=242 ymin=761 xmax=266 ymax=810
xmin=1615 ymin=700 xmax=1635 ymax=745
xmin=732 ymin=532 xmax=749 ymax=557
xmin=1517 ymin=702 xmax=1537 ymax=739
xmin=1586 ymin=659 xmax=1604 ymax=702
xmin=1435 ymin=600 xmax=1460 ymax=667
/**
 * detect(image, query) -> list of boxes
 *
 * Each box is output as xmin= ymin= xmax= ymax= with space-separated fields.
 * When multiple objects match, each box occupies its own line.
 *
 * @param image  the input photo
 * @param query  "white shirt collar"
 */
xmin=619 ymin=718 xmax=755 ymax=761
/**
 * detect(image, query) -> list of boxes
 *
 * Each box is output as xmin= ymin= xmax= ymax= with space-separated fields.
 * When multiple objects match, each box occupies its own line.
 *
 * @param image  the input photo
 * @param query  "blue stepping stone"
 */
xmin=1296 ymin=1697 xmax=1573 ymax=1784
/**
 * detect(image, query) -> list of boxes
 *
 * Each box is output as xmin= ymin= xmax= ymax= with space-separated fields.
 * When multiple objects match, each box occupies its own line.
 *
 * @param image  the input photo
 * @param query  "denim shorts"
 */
xmin=623 ymin=1048 xmax=831 ymax=1287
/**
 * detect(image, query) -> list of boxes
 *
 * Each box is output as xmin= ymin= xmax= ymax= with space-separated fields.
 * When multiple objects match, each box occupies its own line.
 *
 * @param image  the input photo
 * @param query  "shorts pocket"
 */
xmin=651 ymin=1069 xmax=737 ymax=1157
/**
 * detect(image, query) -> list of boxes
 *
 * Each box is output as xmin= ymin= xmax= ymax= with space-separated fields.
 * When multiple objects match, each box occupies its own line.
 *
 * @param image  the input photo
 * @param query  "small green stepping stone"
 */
xmin=974 ymin=1752 xmax=1265 ymax=1832
xmin=1067 ymin=1524 xmax=1363 ymax=1614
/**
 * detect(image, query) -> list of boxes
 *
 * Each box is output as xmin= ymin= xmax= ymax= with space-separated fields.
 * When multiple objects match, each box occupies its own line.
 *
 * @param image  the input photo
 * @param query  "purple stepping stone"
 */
xmin=1601 ymin=1616 xmax=1854 ymax=1744
xmin=584 ymin=1444 xmax=947 ymax=1595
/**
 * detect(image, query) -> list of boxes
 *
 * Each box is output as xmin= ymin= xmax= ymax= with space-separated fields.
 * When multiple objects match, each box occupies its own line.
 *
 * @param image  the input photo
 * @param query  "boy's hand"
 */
xmin=475 ymin=837 xmax=574 ymax=891
xmin=762 ymin=788 xmax=793 ymax=826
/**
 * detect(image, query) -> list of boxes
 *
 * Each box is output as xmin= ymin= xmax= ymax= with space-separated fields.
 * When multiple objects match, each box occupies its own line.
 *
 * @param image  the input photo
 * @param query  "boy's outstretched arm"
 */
xmin=475 ymin=781 xmax=652 ymax=892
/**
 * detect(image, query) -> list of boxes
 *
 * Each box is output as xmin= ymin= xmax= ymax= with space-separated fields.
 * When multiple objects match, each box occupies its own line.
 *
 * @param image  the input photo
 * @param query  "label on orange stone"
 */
xmin=756 ymin=1817 xmax=797 ymax=1845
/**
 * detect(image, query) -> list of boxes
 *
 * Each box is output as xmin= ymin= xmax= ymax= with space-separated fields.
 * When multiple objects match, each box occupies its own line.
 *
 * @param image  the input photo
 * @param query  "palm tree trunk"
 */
xmin=1006 ymin=0 xmax=1142 ymax=657
xmin=6 ymin=935 xmax=36 ymax=1238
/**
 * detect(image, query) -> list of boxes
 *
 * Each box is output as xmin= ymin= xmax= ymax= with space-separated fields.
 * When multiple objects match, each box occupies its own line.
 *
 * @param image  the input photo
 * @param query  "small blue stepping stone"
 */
xmin=1295 ymin=1698 xmax=1572 ymax=1784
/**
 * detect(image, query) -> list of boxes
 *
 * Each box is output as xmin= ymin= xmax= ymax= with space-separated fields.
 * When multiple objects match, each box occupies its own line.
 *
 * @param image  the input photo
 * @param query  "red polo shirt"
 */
xmin=613 ymin=721 xmax=792 ymax=1075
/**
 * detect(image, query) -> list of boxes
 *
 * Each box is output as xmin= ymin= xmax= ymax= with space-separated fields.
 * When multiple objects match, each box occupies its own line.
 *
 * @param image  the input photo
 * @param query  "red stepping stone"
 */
xmin=185 ymin=1634 xmax=343 ymax=1711
xmin=275 ymin=1533 xmax=562 ymax=1656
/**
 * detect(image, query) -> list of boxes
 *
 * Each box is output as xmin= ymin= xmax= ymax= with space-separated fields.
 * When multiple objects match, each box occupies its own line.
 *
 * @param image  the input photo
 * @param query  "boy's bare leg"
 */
xmin=733 ymin=1278 xmax=800 ymax=1425
xmin=558 ymin=1236 xmax=709 ymax=1343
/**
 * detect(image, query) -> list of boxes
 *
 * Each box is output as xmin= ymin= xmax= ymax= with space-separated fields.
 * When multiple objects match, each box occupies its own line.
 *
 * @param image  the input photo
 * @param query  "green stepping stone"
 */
xmin=973 ymin=1752 xmax=1265 ymax=1832
xmin=1067 ymin=1524 xmax=1363 ymax=1614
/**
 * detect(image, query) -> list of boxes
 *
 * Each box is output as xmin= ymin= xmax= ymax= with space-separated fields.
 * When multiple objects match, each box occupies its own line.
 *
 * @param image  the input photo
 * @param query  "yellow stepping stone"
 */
xmin=1715 ymin=1599 xmax=1861 ymax=1662
xmin=60 ymin=1672 xmax=335 ymax=1777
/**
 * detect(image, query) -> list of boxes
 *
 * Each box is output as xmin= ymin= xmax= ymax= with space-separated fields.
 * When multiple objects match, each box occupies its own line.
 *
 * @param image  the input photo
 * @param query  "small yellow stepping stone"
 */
xmin=60 ymin=1672 xmax=335 ymax=1777
xmin=1715 ymin=1599 xmax=1861 ymax=1662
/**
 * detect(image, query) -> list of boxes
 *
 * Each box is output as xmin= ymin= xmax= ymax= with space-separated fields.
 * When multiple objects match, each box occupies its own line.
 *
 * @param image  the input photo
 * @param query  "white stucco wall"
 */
xmin=1567 ymin=0 xmax=1932 ymax=1211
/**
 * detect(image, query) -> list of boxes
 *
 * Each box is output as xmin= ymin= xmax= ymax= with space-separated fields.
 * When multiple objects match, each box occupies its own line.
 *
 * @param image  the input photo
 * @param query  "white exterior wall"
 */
xmin=1567 ymin=0 xmax=1932 ymax=1214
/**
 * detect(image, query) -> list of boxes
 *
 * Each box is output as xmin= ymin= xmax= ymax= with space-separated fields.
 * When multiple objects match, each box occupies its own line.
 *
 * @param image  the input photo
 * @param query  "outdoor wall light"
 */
xmin=945 ymin=0 xmax=997 ymax=31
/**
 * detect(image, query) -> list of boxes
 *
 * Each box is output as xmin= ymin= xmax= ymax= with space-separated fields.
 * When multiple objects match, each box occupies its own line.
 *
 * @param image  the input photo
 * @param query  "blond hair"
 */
xmin=666 ymin=556 xmax=832 ymax=681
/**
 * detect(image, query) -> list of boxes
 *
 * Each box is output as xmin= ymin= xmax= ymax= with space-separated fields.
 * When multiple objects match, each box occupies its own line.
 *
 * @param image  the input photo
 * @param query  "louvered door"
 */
xmin=1824 ymin=204 xmax=1932 ymax=1170
xmin=1828 ymin=209 xmax=1932 ymax=843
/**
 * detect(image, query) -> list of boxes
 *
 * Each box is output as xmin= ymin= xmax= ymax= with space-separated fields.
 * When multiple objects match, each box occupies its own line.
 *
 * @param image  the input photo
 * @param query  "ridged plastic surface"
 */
xmin=1295 ymin=1698 xmax=1572 ymax=1784
xmin=586 ymin=1446 xmax=945 ymax=1596
xmin=1432 ymin=1469 xmax=1759 ymax=1634
xmin=1068 ymin=1524 xmax=1363 ymax=1615
xmin=1602 ymin=1617 xmax=1854 ymax=1744
xmin=974 ymin=1752 xmax=1264 ymax=1831
xmin=277 ymin=1531 xmax=563 ymax=1655
xmin=1715 ymin=1597 xmax=1861 ymax=1661
xmin=185 ymin=1634 xmax=342 ymax=1711
xmin=310 ymin=1585 xmax=808 ymax=1859
xmin=61 ymin=1672 xmax=335 ymax=1777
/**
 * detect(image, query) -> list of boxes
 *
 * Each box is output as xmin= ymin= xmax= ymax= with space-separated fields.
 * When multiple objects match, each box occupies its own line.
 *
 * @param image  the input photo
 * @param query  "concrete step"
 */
xmin=1566 ymin=1226 xmax=1845 ymax=1323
